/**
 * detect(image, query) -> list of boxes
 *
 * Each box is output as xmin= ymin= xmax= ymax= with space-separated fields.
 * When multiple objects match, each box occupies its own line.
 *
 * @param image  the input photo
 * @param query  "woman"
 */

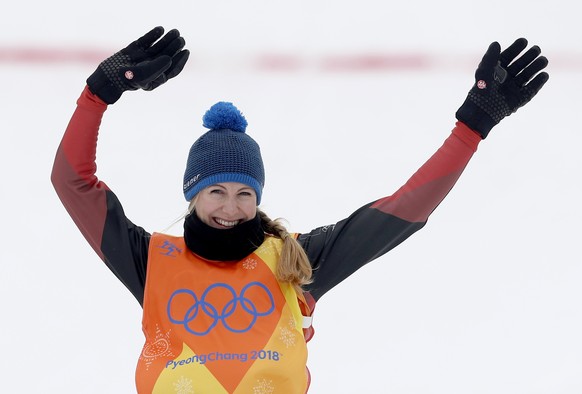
xmin=51 ymin=26 xmax=548 ymax=393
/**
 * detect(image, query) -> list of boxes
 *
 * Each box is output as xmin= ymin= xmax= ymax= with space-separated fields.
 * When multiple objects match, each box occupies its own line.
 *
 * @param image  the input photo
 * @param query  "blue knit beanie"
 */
xmin=183 ymin=102 xmax=265 ymax=204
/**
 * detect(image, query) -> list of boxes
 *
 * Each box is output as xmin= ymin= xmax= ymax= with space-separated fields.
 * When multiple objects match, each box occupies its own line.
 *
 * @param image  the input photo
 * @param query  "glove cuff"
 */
xmin=86 ymin=69 xmax=122 ymax=104
xmin=455 ymin=98 xmax=497 ymax=139
xmin=86 ymin=52 xmax=132 ymax=104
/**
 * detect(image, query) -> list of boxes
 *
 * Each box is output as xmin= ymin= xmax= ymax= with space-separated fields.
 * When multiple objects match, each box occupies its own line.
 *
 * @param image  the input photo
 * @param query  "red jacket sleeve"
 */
xmin=370 ymin=122 xmax=481 ymax=219
xmin=300 ymin=122 xmax=481 ymax=300
xmin=51 ymin=86 xmax=150 ymax=305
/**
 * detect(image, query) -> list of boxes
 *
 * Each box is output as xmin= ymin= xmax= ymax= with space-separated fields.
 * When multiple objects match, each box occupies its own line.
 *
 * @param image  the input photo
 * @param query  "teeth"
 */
xmin=216 ymin=218 xmax=239 ymax=227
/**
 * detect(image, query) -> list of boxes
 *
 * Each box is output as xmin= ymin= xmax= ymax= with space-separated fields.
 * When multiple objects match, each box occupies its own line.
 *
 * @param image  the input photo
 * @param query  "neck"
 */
xmin=183 ymin=211 xmax=265 ymax=261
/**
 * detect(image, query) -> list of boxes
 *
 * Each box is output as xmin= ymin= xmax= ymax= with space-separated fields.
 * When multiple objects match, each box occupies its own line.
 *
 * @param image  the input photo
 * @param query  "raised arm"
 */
xmin=301 ymin=38 xmax=549 ymax=301
xmin=51 ymin=27 xmax=190 ymax=305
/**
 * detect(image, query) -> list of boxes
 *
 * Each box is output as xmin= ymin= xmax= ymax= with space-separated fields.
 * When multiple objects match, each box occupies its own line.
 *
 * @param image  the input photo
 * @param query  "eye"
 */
xmin=239 ymin=191 xmax=252 ymax=197
xmin=209 ymin=188 xmax=224 ymax=195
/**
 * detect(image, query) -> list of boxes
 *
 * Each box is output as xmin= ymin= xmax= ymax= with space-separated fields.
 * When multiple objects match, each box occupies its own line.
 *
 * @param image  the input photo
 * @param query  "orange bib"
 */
xmin=136 ymin=233 xmax=310 ymax=393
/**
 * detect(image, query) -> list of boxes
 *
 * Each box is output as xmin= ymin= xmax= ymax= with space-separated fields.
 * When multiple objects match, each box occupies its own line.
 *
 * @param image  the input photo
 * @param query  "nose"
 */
xmin=221 ymin=196 xmax=239 ymax=216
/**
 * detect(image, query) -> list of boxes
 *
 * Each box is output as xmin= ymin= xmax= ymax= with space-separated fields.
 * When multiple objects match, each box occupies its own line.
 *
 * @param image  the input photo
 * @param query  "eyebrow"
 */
xmin=211 ymin=184 xmax=254 ymax=193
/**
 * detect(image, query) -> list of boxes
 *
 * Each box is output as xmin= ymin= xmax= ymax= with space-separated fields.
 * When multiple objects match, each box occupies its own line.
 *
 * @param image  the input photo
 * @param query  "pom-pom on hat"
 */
xmin=183 ymin=102 xmax=265 ymax=204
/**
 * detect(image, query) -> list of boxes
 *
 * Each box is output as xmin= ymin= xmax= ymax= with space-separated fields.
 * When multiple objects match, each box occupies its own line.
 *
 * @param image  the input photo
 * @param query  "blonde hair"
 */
xmin=186 ymin=201 xmax=312 ymax=292
xmin=257 ymin=209 xmax=313 ymax=293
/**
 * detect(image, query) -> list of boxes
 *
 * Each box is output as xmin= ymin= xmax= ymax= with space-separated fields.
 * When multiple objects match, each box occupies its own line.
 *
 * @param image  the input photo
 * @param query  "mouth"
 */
xmin=214 ymin=218 xmax=241 ymax=228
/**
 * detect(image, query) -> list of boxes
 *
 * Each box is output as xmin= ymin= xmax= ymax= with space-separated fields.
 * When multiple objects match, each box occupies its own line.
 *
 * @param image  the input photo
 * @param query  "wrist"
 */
xmin=455 ymin=98 xmax=496 ymax=139
xmin=77 ymin=85 xmax=109 ymax=112
xmin=86 ymin=69 xmax=123 ymax=105
xmin=453 ymin=121 xmax=482 ymax=150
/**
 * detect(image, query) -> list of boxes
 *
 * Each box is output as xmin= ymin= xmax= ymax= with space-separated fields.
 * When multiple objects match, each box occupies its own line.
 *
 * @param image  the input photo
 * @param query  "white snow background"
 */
xmin=1 ymin=0 xmax=581 ymax=393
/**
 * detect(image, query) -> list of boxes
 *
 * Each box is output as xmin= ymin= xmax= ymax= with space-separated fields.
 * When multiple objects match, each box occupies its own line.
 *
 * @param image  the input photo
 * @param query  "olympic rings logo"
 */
xmin=167 ymin=282 xmax=275 ymax=336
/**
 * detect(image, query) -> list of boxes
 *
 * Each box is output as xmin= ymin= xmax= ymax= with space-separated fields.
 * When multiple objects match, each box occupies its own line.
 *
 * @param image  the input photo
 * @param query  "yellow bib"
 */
xmin=136 ymin=233 xmax=310 ymax=393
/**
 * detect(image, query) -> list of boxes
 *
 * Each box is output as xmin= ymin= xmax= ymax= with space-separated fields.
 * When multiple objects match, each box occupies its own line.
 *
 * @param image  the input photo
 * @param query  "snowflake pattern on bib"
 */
xmin=139 ymin=324 xmax=174 ymax=370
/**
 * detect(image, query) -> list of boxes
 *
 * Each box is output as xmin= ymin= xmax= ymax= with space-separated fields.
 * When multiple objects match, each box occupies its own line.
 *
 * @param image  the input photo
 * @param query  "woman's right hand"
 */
xmin=86 ymin=26 xmax=190 ymax=104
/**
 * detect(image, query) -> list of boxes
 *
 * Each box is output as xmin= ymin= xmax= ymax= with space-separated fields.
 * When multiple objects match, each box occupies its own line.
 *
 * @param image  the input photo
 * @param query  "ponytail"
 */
xmin=258 ymin=209 xmax=313 ymax=292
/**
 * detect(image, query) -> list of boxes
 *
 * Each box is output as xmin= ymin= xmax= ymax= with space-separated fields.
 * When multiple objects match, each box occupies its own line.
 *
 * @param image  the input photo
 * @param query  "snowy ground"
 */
xmin=1 ymin=1 xmax=581 ymax=393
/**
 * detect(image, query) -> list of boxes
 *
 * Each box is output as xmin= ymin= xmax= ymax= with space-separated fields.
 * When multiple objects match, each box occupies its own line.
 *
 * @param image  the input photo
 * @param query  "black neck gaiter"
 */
xmin=183 ymin=211 xmax=265 ymax=261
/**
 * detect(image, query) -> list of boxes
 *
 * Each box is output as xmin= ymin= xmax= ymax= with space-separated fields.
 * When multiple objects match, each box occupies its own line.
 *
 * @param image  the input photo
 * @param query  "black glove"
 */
xmin=87 ymin=26 xmax=190 ymax=104
xmin=456 ymin=38 xmax=549 ymax=138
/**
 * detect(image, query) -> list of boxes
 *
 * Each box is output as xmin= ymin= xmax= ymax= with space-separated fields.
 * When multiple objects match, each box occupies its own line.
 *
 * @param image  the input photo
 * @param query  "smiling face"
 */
xmin=193 ymin=182 xmax=258 ymax=229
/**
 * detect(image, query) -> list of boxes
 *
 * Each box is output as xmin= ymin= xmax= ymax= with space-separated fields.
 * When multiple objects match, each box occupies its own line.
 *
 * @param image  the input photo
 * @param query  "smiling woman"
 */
xmin=180 ymin=103 xmax=313 ymax=291
xmin=50 ymin=26 xmax=549 ymax=393
xmin=192 ymin=183 xmax=258 ymax=229
xmin=182 ymin=102 xmax=262 ymax=231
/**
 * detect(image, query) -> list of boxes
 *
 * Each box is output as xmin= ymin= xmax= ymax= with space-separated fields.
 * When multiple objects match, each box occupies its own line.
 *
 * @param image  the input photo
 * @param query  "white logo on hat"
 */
xmin=183 ymin=174 xmax=201 ymax=190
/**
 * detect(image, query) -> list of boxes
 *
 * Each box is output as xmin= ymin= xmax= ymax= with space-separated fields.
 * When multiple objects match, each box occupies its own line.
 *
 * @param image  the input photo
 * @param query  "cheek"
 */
xmin=242 ymin=202 xmax=257 ymax=218
xmin=193 ymin=199 xmax=216 ymax=222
